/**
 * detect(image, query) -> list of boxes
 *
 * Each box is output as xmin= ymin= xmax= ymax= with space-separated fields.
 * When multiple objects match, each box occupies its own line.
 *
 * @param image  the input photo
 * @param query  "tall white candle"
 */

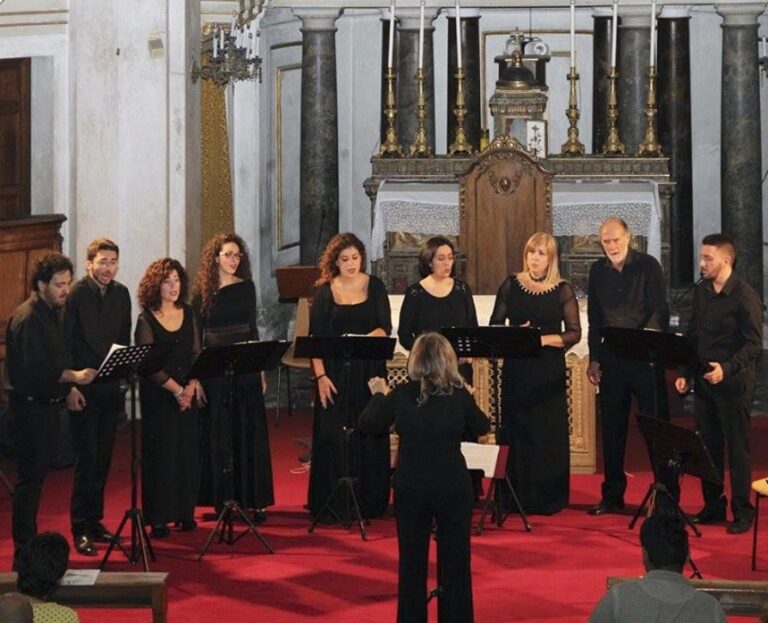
xmin=455 ymin=0 xmax=462 ymax=69
xmin=418 ymin=0 xmax=425 ymax=70
xmin=649 ymin=0 xmax=656 ymax=67
xmin=762 ymin=35 xmax=766 ymax=58
xmin=611 ymin=0 xmax=618 ymax=68
xmin=387 ymin=1 xmax=396 ymax=69
xmin=570 ymin=0 xmax=576 ymax=68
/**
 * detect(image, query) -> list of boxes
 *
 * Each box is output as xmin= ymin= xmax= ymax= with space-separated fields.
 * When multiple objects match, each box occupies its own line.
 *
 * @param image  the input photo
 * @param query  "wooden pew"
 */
xmin=608 ymin=576 xmax=768 ymax=621
xmin=0 ymin=572 xmax=168 ymax=623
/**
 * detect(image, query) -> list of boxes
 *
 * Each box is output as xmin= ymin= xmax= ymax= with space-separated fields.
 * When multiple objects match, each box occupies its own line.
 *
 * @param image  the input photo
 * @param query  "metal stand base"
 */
xmin=308 ymin=476 xmax=368 ymax=541
xmin=100 ymin=507 xmax=154 ymax=572
xmin=199 ymin=500 xmax=274 ymax=560
xmin=476 ymin=475 xmax=532 ymax=534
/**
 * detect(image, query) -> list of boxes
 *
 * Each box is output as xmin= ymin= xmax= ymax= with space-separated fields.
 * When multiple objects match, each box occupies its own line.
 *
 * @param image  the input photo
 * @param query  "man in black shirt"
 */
xmin=587 ymin=218 xmax=670 ymax=515
xmin=66 ymin=238 xmax=132 ymax=556
xmin=6 ymin=252 xmax=97 ymax=562
xmin=674 ymin=234 xmax=763 ymax=535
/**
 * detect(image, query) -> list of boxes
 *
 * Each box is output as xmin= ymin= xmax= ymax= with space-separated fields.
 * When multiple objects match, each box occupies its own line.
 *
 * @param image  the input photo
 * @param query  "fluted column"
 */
xmin=617 ymin=7 xmax=650 ymax=154
xmin=447 ymin=10 xmax=481 ymax=151
xmin=658 ymin=8 xmax=693 ymax=286
xmin=716 ymin=3 xmax=765 ymax=298
xmin=592 ymin=9 xmax=613 ymax=152
xmin=396 ymin=7 xmax=438 ymax=153
xmin=295 ymin=9 xmax=340 ymax=265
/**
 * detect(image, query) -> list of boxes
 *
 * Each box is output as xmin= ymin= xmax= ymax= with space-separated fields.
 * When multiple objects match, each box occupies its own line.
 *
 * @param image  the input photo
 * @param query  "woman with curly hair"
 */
xmin=135 ymin=258 xmax=204 ymax=537
xmin=192 ymin=233 xmax=273 ymax=521
xmin=308 ymin=232 xmax=392 ymax=521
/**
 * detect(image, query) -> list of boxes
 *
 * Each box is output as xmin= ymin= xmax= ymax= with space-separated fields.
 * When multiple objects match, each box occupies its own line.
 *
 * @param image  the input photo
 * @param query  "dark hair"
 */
xmin=86 ymin=238 xmax=120 ymax=261
xmin=30 ymin=252 xmax=73 ymax=292
xmin=193 ymin=233 xmax=252 ymax=318
xmin=137 ymin=258 xmax=188 ymax=311
xmin=418 ymin=236 xmax=456 ymax=278
xmin=640 ymin=512 xmax=689 ymax=571
xmin=16 ymin=532 xmax=70 ymax=600
xmin=702 ymin=233 xmax=736 ymax=263
xmin=316 ymin=232 xmax=367 ymax=285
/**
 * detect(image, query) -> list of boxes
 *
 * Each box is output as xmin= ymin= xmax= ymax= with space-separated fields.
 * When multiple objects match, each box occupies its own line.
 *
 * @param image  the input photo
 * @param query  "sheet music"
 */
xmin=61 ymin=569 xmax=100 ymax=585
xmin=461 ymin=442 xmax=500 ymax=478
xmin=96 ymin=343 xmax=128 ymax=374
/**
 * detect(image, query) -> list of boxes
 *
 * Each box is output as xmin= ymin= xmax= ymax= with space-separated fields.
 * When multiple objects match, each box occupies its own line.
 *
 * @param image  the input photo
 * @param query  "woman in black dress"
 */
xmin=360 ymin=332 xmax=490 ymax=623
xmin=490 ymin=232 xmax=581 ymax=515
xmin=192 ymin=233 xmax=273 ymax=520
xmin=135 ymin=258 xmax=204 ymax=537
xmin=308 ymin=232 xmax=392 ymax=521
xmin=398 ymin=236 xmax=478 ymax=381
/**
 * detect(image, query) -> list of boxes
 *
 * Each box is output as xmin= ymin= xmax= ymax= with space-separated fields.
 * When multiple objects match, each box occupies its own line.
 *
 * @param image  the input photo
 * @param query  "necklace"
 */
xmin=528 ymin=272 xmax=547 ymax=283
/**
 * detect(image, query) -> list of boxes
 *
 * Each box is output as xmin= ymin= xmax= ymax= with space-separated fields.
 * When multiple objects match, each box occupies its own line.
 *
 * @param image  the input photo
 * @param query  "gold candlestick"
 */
xmin=602 ymin=66 xmax=625 ymax=156
xmin=561 ymin=66 xmax=585 ymax=156
xmin=637 ymin=65 xmax=663 ymax=157
xmin=408 ymin=67 xmax=431 ymax=158
xmin=448 ymin=67 xmax=472 ymax=156
xmin=380 ymin=66 xmax=403 ymax=157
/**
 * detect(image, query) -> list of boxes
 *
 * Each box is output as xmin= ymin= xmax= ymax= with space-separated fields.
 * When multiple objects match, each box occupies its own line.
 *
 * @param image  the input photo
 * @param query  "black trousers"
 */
xmin=69 ymin=384 xmax=121 ymax=536
xmin=694 ymin=369 xmax=755 ymax=521
xmin=598 ymin=354 xmax=671 ymax=503
xmin=10 ymin=395 xmax=63 ymax=556
xmin=395 ymin=477 xmax=474 ymax=623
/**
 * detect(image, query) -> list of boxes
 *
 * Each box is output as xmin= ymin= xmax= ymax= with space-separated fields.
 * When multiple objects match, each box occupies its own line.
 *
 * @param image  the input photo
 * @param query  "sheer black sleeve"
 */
xmin=558 ymin=283 xmax=582 ymax=350
xmin=246 ymin=280 xmax=260 ymax=341
xmin=462 ymin=282 xmax=479 ymax=328
xmin=369 ymin=276 xmax=392 ymax=334
xmin=397 ymin=286 xmax=419 ymax=350
xmin=489 ymin=277 xmax=513 ymax=326
xmin=134 ymin=313 xmax=169 ymax=385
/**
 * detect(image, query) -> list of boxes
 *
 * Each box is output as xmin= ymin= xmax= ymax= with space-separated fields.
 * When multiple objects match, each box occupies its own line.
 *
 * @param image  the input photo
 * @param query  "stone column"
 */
xmin=396 ymin=7 xmax=438 ymax=153
xmin=617 ymin=7 xmax=651 ymax=154
xmin=658 ymin=8 xmax=693 ymax=286
xmin=295 ymin=9 xmax=340 ymax=265
xmin=716 ymin=3 xmax=765 ymax=298
xmin=447 ymin=10 xmax=481 ymax=151
xmin=592 ymin=9 xmax=613 ymax=152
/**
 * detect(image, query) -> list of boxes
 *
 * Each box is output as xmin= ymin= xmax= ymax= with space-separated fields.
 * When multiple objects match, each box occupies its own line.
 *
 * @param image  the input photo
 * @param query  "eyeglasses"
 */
xmin=94 ymin=260 xmax=118 ymax=268
xmin=219 ymin=251 xmax=244 ymax=261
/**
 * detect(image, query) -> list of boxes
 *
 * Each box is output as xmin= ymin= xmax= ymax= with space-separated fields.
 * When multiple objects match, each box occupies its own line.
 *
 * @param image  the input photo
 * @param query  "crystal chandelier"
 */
xmin=192 ymin=1 xmax=267 ymax=86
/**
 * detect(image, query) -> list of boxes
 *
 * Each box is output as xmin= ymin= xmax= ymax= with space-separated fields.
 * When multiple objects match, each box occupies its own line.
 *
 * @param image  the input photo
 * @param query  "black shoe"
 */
xmin=74 ymin=534 xmax=97 ymax=556
xmin=688 ymin=506 xmax=727 ymax=524
xmin=726 ymin=517 xmax=753 ymax=535
xmin=151 ymin=524 xmax=170 ymax=538
xmin=91 ymin=523 xmax=117 ymax=543
xmin=587 ymin=500 xmax=625 ymax=516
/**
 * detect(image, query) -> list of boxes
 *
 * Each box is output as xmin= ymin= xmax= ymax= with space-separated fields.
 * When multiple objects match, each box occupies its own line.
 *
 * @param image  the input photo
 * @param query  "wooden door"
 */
xmin=0 ymin=58 xmax=31 ymax=219
xmin=459 ymin=135 xmax=553 ymax=294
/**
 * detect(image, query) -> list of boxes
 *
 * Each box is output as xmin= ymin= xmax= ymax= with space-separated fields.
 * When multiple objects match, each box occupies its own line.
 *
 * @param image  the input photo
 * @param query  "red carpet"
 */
xmin=1 ymin=409 xmax=767 ymax=622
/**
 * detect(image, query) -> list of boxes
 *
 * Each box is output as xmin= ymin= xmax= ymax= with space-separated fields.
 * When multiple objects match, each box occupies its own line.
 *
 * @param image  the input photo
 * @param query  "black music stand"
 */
xmin=630 ymin=415 xmax=721 ymax=578
xmin=191 ymin=340 xmax=290 ymax=560
xmin=442 ymin=326 xmax=540 ymax=532
xmin=98 ymin=343 xmax=170 ymax=572
xmin=297 ymin=335 xmax=396 ymax=541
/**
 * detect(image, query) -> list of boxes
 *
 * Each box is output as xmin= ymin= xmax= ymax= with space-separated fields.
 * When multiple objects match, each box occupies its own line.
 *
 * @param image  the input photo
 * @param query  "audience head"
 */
xmin=640 ymin=512 xmax=689 ymax=573
xmin=700 ymin=233 xmax=736 ymax=282
xmin=86 ymin=237 xmax=120 ymax=287
xmin=137 ymin=258 xmax=188 ymax=311
xmin=418 ymin=236 xmax=456 ymax=279
xmin=521 ymin=232 xmax=562 ymax=285
xmin=407 ymin=332 xmax=464 ymax=405
xmin=598 ymin=217 xmax=632 ymax=269
xmin=16 ymin=532 xmax=70 ymax=600
xmin=0 ymin=594 xmax=33 ymax=623
xmin=30 ymin=252 xmax=74 ymax=309
xmin=194 ymin=232 xmax=252 ymax=318
xmin=317 ymin=232 xmax=367 ymax=285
